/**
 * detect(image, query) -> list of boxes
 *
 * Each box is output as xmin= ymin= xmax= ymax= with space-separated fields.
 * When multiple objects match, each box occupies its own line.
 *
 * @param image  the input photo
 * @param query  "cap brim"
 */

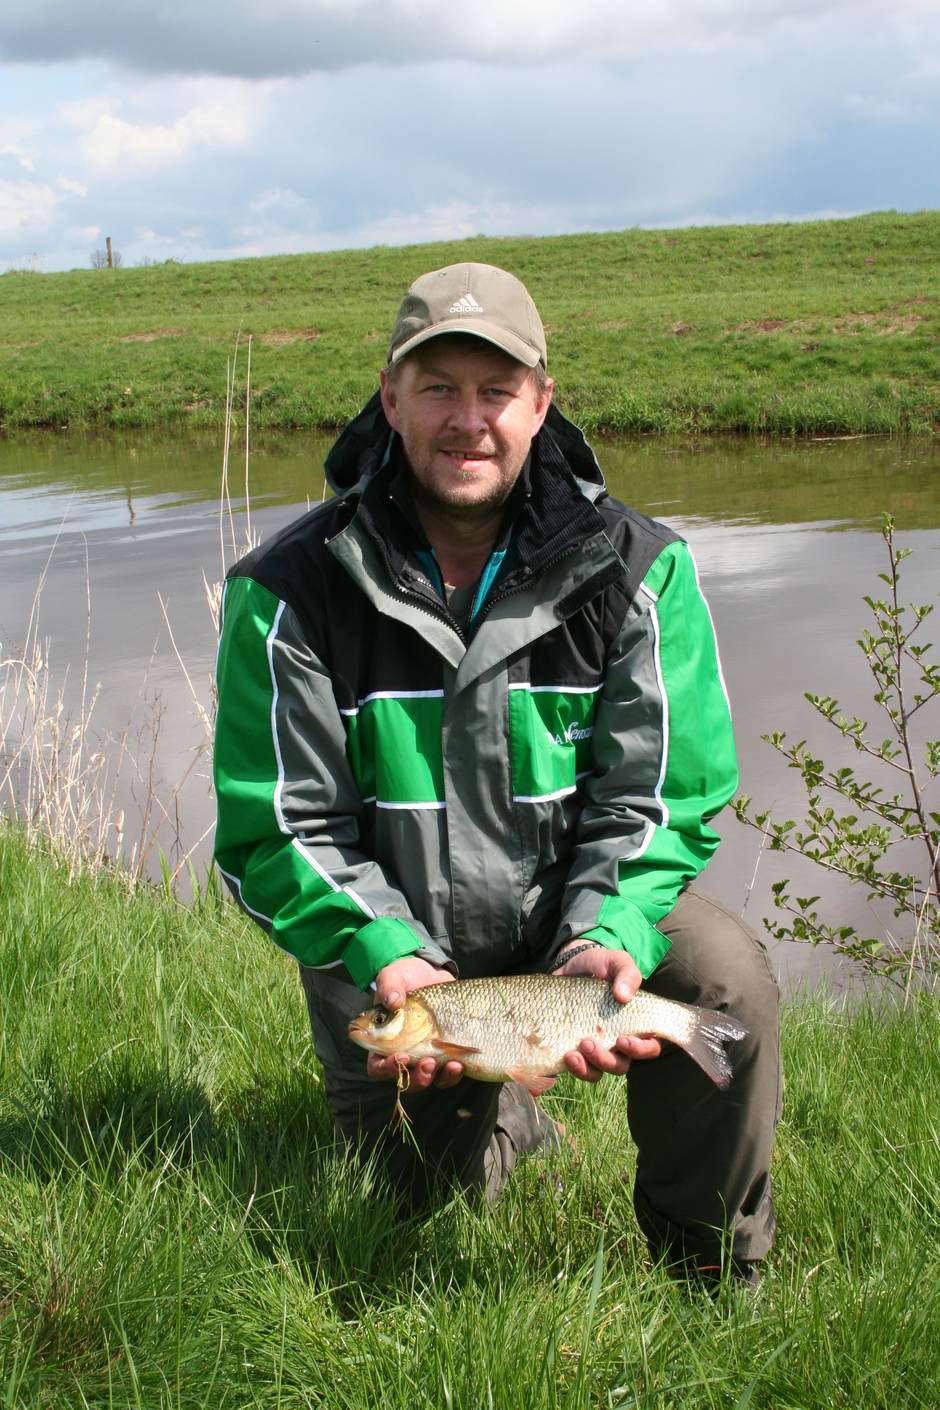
xmin=390 ymin=319 xmax=541 ymax=368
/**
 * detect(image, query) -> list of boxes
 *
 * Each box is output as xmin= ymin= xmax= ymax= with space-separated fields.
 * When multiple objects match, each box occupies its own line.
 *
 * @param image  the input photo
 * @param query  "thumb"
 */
xmin=610 ymin=957 xmax=642 ymax=1005
xmin=376 ymin=980 xmax=403 ymax=1010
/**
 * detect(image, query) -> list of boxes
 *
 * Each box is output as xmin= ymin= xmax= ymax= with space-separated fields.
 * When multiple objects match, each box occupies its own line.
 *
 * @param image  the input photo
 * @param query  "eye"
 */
xmin=373 ymin=1006 xmax=392 ymax=1027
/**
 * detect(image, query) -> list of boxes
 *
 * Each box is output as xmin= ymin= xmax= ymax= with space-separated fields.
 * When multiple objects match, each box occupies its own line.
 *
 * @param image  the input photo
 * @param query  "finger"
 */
xmin=402 ymin=1057 xmax=441 ymax=1091
xmin=433 ymin=1061 xmax=464 ymax=1089
xmin=422 ymin=969 xmax=457 ymax=989
xmin=611 ymin=975 xmax=640 ymax=1004
xmin=366 ymin=1053 xmax=403 ymax=1081
xmin=613 ymin=1036 xmax=662 ymax=1061
xmin=562 ymin=1050 xmax=606 ymax=1082
xmin=608 ymin=960 xmax=642 ymax=1004
xmin=577 ymin=1038 xmax=632 ymax=1076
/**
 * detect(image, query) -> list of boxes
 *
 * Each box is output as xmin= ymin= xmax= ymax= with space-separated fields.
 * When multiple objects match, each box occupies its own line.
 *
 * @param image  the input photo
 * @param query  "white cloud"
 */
xmin=0 ymin=177 xmax=58 ymax=236
xmin=649 ymin=206 xmax=868 ymax=230
xmin=56 ymin=174 xmax=87 ymax=196
xmin=249 ymin=186 xmax=309 ymax=214
xmin=80 ymin=89 xmax=260 ymax=168
xmin=0 ymin=141 xmax=34 ymax=170
xmin=58 ymin=95 xmax=119 ymax=127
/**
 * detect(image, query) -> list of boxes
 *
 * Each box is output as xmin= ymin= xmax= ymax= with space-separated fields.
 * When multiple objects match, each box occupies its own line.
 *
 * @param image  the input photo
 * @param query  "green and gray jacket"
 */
xmin=213 ymin=396 xmax=737 ymax=992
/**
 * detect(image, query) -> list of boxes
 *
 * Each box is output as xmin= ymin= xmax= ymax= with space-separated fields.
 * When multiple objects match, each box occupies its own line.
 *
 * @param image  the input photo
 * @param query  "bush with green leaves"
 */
xmin=734 ymin=514 xmax=939 ymax=986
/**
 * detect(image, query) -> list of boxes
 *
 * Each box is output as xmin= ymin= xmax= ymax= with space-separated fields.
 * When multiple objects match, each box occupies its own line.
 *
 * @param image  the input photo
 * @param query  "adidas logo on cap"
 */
xmin=448 ymin=293 xmax=484 ymax=315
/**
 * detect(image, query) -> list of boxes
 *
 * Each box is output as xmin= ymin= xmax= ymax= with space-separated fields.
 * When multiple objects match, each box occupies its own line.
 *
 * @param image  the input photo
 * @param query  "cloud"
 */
xmin=0 ymin=177 xmax=58 ymax=237
xmin=56 ymin=175 xmax=87 ymax=196
xmin=0 ymin=0 xmax=936 ymax=271
xmin=0 ymin=0 xmax=926 ymax=78
xmin=0 ymin=141 xmax=34 ymax=171
xmin=70 ymin=81 xmax=265 ymax=168
xmin=65 ymin=223 xmax=101 ymax=241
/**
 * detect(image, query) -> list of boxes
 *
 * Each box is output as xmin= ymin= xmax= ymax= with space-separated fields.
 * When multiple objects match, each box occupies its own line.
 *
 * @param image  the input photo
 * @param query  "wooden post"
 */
xmin=106 ymin=236 xmax=113 ymax=269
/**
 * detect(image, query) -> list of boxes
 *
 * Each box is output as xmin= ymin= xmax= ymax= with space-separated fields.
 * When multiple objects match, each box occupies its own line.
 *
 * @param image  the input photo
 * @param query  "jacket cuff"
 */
xmin=342 ymin=917 xmax=457 ymax=990
xmin=342 ymin=916 xmax=421 ymax=990
xmin=581 ymin=896 xmax=672 ymax=979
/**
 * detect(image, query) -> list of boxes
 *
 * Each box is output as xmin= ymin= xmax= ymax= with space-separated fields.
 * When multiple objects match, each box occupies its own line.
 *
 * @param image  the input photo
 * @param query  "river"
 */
xmin=1 ymin=429 xmax=938 ymax=994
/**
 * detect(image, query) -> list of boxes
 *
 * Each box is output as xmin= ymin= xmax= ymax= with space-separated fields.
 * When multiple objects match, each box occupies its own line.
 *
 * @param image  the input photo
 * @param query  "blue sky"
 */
xmin=1 ymin=0 xmax=938 ymax=272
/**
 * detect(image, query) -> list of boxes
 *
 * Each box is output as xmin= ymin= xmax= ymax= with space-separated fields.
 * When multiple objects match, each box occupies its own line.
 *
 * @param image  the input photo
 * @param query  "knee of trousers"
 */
xmin=651 ymin=886 xmax=780 ymax=1043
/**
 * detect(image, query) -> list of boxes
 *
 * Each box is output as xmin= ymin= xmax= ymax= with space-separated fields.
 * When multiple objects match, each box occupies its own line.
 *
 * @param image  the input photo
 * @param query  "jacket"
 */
xmin=213 ymin=395 xmax=738 ymax=991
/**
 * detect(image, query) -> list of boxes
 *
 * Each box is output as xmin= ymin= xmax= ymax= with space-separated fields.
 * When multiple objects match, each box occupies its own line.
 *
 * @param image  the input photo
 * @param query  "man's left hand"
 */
xmin=554 ymin=944 xmax=662 ymax=1083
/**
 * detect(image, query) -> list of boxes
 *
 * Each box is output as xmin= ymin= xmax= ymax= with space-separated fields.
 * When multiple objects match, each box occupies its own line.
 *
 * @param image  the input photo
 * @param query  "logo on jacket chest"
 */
xmin=546 ymin=720 xmax=594 ymax=746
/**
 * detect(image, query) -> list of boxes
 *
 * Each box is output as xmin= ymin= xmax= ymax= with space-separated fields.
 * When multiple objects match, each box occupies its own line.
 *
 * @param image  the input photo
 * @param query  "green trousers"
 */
xmin=300 ymin=887 xmax=781 ymax=1268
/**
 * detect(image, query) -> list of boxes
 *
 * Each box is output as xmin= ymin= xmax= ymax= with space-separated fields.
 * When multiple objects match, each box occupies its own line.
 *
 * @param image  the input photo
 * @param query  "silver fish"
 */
xmin=348 ymin=974 xmax=748 ymax=1092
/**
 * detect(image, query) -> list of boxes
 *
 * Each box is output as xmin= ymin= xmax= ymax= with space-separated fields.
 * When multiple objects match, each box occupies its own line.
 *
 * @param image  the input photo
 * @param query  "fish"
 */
xmin=348 ymin=974 xmax=748 ymax=1094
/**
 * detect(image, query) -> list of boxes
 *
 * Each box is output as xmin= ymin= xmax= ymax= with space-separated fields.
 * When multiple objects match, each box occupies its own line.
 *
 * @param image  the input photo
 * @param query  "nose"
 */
xmin=445 ymin=392 xmax=488 ymax=436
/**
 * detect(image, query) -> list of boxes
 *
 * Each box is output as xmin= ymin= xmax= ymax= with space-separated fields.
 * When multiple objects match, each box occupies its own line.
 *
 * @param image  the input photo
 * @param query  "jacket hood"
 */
xmin=323 ymin=391 xmax=606 ymax=499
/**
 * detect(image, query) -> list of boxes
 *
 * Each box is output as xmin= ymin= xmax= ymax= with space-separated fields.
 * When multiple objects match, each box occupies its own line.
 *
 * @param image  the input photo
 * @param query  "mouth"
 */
xmin=439 ymin=448 xmax=494 ymax=465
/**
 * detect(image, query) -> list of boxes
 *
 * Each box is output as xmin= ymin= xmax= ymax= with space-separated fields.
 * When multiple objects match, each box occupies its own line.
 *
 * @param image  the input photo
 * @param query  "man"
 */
xmin=213 ymin=262 xmax=779 ymax=1284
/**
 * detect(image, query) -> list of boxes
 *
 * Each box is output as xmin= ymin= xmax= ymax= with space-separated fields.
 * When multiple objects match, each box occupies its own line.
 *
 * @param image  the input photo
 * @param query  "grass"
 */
xmin=1 ymin=211 xmax=939 ymax=436
xmin=1 ymin=825 xmax=938 ymax=1408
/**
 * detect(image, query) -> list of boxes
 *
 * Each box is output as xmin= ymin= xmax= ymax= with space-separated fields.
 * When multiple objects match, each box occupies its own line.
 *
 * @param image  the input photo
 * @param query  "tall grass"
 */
xmin=0 ymin=339 xmax=259 ymax=889
xmin=0 ymin=828 xmax=938 ymax=1408
xmin=0 ymin=562 xmax=213 ymax=888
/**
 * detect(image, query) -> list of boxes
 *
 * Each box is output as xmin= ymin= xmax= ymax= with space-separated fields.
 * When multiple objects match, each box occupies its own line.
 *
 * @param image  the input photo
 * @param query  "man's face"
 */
xmin=379 ymin=337 xmax=553 ymax=521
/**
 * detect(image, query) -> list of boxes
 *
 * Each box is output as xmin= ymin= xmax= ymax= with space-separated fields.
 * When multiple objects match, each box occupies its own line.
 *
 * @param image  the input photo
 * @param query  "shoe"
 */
xmin=666 ymin=1258 xmax=762 ymax=1292
xmin=688 ymin=1260 xmax=761 ymax=1292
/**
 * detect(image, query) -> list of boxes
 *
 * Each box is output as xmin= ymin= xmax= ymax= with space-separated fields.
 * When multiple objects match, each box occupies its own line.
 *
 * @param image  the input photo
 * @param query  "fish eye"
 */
xmin=373 ymin=1007 xmax=392 ymax=1027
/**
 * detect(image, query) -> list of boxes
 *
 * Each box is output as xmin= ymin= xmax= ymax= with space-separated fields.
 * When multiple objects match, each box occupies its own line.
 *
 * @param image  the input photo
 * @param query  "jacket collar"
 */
xmin=323 ymin=390 xmax=607 ymax=501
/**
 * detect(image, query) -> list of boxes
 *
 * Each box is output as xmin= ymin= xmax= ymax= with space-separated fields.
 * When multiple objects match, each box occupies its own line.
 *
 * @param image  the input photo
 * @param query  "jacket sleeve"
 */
xmin=555 ymin=539 xmax=738 ymax=977
xmin=212 ymin=574 xmax=454 ymax=989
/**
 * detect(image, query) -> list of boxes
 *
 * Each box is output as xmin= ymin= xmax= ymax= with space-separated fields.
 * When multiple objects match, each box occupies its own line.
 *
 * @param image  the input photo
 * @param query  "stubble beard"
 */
xmin=404 ymin=439 xmax=523 ymax=529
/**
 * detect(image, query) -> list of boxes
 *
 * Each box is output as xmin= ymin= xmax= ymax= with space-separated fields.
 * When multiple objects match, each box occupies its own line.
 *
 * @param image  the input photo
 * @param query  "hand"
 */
xmin=555 ymin=944 xmax=662 ymax=1083
xmin=366 ymin=955 xmax=463 ymax=1090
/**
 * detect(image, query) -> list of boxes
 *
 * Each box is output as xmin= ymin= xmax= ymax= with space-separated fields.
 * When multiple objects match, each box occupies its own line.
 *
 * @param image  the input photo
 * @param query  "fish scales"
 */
xmin=348 ymin=974 xmax=749 ymax=1091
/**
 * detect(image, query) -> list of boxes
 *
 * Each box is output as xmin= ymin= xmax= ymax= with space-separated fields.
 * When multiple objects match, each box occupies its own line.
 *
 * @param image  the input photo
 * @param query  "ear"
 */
xmin=379 ymin=368 xmax=401 ymax=432
xmin=531 ymin=375 xmax=554 ymax=434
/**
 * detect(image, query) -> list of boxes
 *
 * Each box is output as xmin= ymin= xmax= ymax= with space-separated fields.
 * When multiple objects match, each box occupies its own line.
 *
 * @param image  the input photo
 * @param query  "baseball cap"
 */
xmin=388 ymin=262 xmax=547 ymax=369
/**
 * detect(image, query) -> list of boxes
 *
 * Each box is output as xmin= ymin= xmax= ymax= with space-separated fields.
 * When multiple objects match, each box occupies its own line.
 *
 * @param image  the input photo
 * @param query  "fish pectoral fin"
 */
xmin=431 ymin=1039 xmax=482 ymax=1058
xmin=506 ymin=1065 xmax=555 ymax=1097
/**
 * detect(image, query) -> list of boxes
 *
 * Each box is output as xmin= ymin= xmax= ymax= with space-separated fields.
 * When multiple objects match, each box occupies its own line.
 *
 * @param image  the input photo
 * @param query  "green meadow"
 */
xmin=1 ymin=210 xmax=939 ymax=436
xmin=1 ymin=826 xmax=937 ymax=1409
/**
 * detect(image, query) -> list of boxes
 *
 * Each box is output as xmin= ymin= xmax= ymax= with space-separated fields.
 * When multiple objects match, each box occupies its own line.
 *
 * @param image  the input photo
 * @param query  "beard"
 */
xmin=401 ymin=436 xmax=526 ymax=526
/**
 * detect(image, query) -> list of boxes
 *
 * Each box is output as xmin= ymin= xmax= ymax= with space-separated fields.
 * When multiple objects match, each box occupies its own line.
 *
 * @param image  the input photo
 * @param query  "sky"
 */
xmin=1 ymin=0 xmax=938 ymax=272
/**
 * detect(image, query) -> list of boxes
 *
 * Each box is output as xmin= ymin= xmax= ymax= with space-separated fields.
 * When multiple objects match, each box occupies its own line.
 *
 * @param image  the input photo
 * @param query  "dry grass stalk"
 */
xmin=1 ymin=339 xmax=261 ymax=892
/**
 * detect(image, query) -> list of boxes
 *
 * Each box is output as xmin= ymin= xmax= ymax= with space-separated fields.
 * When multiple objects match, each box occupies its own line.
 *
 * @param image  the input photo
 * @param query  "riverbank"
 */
xmin=1 ymin=210 xmax=938 ymax=436
xmin=1 ymin=825 xmax=937 ymax=1407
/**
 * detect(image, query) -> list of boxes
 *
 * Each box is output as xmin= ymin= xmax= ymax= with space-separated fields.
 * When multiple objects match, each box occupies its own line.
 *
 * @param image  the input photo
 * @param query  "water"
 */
xmin=1 ymin=429 xmax=938 ymax=993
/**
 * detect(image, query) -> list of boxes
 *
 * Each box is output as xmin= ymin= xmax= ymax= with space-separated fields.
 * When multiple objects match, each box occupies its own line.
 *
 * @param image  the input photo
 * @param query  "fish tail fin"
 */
xmin=679 ymin=1007 xmax=749 ymax=1089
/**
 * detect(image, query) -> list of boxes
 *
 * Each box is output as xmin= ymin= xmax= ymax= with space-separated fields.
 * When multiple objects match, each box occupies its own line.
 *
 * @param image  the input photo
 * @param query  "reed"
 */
xmin=0 ymin=340 xmax=262 ymax=889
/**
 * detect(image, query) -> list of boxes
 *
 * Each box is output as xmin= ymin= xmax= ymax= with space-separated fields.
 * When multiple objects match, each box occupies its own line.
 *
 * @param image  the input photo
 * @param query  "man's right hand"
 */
xmin=366 ymin=955 xmax=463 ymax=1090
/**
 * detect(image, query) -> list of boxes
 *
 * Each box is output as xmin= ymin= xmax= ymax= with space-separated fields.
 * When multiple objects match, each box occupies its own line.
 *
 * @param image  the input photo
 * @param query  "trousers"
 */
xmin=300 ymin=887 xmax=781 ymax=1266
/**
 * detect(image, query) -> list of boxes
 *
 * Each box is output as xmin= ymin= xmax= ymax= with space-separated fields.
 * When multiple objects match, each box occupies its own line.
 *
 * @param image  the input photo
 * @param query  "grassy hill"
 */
xmin=1 ymin=210 xmax=938 ymax=435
